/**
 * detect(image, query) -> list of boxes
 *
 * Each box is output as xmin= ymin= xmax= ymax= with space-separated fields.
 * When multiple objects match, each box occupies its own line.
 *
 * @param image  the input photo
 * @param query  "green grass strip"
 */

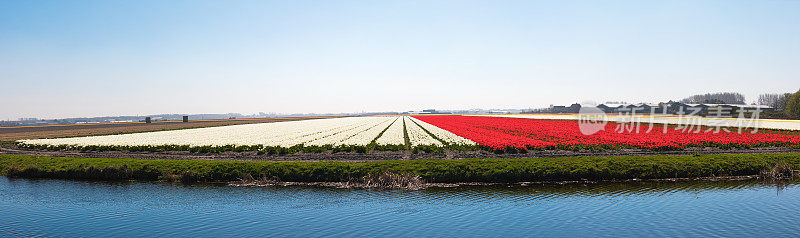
xmin=402 ymin=117 xmax=410 ymax=150
xmin=370 ymin=117 xmax=398 ymax=144
xmin=408 ymin=116 xmax=448 ymax=145
xmin=2 ymin=153 xmax=799 ymax=183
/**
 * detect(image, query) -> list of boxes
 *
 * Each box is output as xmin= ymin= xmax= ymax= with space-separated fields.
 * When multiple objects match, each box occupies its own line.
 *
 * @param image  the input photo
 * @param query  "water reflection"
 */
xmin=1 ymin=178 xmax=798 ymax=237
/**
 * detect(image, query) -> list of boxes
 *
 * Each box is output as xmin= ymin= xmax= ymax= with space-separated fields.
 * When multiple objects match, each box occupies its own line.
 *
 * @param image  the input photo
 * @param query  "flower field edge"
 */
xmin=411 ymin=115 xmax=800 ymax=152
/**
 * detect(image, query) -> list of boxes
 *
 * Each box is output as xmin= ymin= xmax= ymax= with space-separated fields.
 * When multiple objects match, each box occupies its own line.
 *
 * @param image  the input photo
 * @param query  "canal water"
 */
xmin=1 ymin=177 xmax=799 ymax=237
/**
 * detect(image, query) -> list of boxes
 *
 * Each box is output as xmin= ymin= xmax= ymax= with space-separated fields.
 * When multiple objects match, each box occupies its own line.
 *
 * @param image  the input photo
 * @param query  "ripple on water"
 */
xmin=1 ymin=178 xmax=799 ymax=237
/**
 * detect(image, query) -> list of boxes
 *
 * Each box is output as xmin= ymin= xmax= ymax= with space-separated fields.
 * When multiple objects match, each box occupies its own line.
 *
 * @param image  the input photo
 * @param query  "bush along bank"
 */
xmin=1 ymin=153 xmax=799 ymax=185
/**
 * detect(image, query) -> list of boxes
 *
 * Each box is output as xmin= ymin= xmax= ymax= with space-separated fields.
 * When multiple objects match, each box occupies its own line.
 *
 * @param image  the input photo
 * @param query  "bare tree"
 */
xmin=773 ymin=93 xmax=793 ymax=111
xmin=758 ymin=93 xmax=781 ymax=106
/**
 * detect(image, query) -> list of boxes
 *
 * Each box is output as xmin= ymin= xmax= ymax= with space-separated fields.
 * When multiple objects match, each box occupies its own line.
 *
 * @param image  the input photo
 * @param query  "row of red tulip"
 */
xmin=413 ymin=115 xmax=800 ymax=150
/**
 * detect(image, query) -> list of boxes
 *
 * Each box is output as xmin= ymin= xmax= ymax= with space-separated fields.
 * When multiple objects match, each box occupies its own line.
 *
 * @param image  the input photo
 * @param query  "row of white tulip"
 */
xmin=253 ymin=117 xmax=377 ymax=147
xmin=375 ymin=117 xmax=406 ymax=145
xmin=340 ymin=117 xmax=398 ymax=146
xmin=18 ymin=116 xmax=478 ymax=149
xmin=404 ymin=117 xmax=442 ymax=146
xmin=19 ymin=117 xmax=399 ymax=147
xmin=408 ymin=117 xmax=476 ymax=145
xmin=305 ymin=117 xmax=396 ymax=146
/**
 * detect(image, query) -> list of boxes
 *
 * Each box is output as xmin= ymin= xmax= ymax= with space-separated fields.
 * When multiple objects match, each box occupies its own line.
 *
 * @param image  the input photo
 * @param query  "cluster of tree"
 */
xmin=675 ymin=90 xmax=800 ymax=118
xmin=759 ymin=89 xmax=800 ymax=118
xmin=758 ymin=93 xmax=793 ymax=110
xmin=679 ymin=92 xmax=746 ymax=104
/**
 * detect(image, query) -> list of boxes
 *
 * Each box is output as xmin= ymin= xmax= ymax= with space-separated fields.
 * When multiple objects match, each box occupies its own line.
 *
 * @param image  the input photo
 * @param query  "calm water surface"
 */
xmin=1 ymin=177 xmax=799 ymax=237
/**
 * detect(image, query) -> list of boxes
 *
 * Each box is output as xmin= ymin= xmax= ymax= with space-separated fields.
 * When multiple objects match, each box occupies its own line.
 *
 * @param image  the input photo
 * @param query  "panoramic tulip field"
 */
xmin=15 ymin=115 xmax=800 ymax=154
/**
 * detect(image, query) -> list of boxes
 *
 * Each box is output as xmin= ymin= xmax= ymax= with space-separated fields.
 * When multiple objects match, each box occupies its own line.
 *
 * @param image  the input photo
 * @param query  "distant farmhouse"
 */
xmin=406 ymin=109 xmax=452 ymax=115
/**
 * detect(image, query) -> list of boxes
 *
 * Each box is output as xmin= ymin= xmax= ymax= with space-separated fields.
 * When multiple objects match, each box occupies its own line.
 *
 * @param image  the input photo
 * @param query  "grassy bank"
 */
xmin=1 ymin=153 xmax=799 ymax=184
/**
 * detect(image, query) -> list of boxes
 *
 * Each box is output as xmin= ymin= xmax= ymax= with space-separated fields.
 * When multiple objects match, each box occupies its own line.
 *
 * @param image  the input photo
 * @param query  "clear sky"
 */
xmin=1 ymin=0 xmax=799 ymax=120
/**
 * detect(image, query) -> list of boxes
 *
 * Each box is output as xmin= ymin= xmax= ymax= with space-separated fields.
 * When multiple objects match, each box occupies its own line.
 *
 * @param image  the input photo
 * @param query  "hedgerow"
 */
xmin=2 ymin=153 xmax=799 ymax=183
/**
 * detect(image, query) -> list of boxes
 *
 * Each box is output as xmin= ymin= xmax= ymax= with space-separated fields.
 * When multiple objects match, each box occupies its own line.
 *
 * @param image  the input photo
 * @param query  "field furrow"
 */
xmin=404 ymin=117 xmax=442 ymax=146
xmin=339 ymin=117 xmax=398 ymax=146
xmin=409 ymin=116 xmax=476 ymax=145
xmin=375 ymin=117 xmax=406 ymax=146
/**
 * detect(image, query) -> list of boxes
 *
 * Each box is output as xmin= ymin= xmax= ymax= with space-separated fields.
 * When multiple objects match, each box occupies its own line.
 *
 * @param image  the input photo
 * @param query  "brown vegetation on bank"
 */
xmin=760 ymin=160 xmax=800 ymax=181
xmin=231 ymin=171 xmax=427 ymax=189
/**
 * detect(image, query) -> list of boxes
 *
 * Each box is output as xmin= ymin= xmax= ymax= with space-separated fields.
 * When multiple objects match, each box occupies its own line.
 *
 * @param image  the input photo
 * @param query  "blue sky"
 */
xmin=1 ymin=0 xmax=799 ymax=120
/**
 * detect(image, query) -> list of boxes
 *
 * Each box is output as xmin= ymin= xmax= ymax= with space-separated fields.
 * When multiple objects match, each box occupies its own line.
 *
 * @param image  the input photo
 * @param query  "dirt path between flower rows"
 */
xmin=2 ymin=143 xmax=799 ymax=162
